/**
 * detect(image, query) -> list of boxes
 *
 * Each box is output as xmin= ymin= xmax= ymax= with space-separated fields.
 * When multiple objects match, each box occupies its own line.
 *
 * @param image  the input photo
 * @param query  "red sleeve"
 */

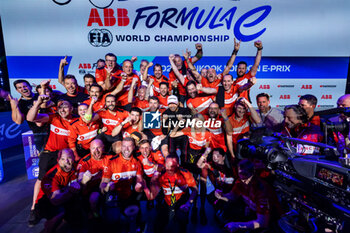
xmin=154 ymin=151 xmax=165 ymax=165
xmin=50 ymin=176 xmax=61 ymax=194
xmin=95 ymin=68 xmax=106 ymax=83
xmin=102 ymin=160 xmax=112 ymax=179
xmin=68 ymin=124 xmax=78 ymax=149
xmin=136 ymin=160 xmax=143 ymax=176
xmin=77 ymin=159 xmax=88 ymax=173
xmin=183 ymin=169 xmax=197 ymax=188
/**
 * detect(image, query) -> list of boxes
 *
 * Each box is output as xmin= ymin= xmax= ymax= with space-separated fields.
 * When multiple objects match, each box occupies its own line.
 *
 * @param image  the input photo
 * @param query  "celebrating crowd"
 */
xmin=1 ymin=39 xmax=347 ymax=233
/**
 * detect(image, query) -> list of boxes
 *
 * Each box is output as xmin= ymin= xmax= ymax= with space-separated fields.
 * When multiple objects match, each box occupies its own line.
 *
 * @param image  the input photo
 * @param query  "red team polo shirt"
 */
xmin=158 ymin=168 xmax=197 ymax=206
xmin=97 ymin=108 xmax=129 ymax=135
xmin=68 ymin=118 xmax=100 ymax=150
xmin=203 ymin=115 xmax=227 ymax=152
xmin=150 ymin=75 xmax=170 ymax=96
xmin=102 ymin=154 xmax=143 ymax=199
xmin=45 ymin=114 xmax=77 ymax=152
xmin=186 ymin=95 xmax=213 ymax=115
xmin=224 ymin=85 xmax=240 ymax=117
xmin=183 ymin=130 xmax=212 ymax=151
xmin=133 ymin=97 xmax=150 ymax=112
xmin=234 ymin=72 xmax=253 ymax=100
xmin=36 ymin=164 xmax=77 ymax=203
xmin=137 ymin=150 xmax=165 ymax=177
xmin=115 ymin=74 xmax=141 ymax=106
xmin=95 ymin=66 xmax=122 ymax=85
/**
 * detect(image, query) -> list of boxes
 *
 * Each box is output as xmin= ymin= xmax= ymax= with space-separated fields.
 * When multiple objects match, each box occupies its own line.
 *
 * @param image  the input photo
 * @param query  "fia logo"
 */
xmin=88 ymin=29 xmax=113 ymax=47
xmin=143 ymin=111 xmax=161 ymax=129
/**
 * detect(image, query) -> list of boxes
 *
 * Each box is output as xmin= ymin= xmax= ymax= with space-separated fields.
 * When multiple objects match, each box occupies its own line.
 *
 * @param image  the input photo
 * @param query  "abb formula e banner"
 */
xmin=1 ymin=0 xmax=350 ymax=107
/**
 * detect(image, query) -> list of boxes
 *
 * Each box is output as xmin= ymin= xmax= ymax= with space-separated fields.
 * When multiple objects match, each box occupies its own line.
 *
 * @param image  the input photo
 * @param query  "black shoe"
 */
xmin=191 ymin=206 xmax=198 ymax=224
xmin=199 ymin=208 xmax=207 ymax=225
xmin=28 ymin=209 xmax=41 ymax=227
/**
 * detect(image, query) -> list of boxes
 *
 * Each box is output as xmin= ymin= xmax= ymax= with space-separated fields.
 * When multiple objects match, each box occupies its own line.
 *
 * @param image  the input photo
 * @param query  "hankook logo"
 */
xmin=88 ymin=29 xmax=113 ymax=47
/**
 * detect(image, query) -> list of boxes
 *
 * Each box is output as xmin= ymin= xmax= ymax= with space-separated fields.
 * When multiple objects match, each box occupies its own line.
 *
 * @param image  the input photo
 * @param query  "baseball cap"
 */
xmin=167 ymin=95 xmax=178 ymax=105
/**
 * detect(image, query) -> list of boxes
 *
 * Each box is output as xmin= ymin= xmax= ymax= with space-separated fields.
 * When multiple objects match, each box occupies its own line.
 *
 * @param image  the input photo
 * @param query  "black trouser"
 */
xmin=169 ymin=135 xmax=188 ymax=166
xmin=154 ymin=198 xmax=189 ymax=233
xmin=38 ymin=150 xmax=59 ymax=180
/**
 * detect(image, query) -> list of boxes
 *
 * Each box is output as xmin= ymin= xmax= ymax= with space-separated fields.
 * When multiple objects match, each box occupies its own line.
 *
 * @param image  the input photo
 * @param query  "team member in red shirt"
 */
xmin=128 ymin=78 xmax=152 ymax=112
xmin=143 ymin=62 xmax=170 ymax=96
xmin=170 ymin=114 xmax=212 ymax=222
xmin=222 ymin=74 xmax=256 ymax=117
xmin=81 ymin=74 xmax=96 ymax=95
xmin=114 ymin=60 xmax=141 ymax=111
xmin=112 ymin=107 xmax=144 ymax=139
xmin=298 ymin=94 xmax=320 ymax=126
xmin=27 ymin=97 xmax=77 ymax=224
xmin=227 ymin=98 xmax=261 ymax=155
xmin=77 ymin=139 xmax=111 ymax=218
xmin=95 ymin=53 xmax=122 ymax=91
xmin=168 ymin=43 xmax=203 ymax=104
xmin=87 ymin=94 xmax=129 ymax=154
xmin=158 ymin=82 xmax=170 ymax=109
xmin=136 ymin=139 xmax=165 ymax=178
xmin=169 ymin=53 xmax=217 ymax=114
xmin=32 ymin=149 xmax=81 ymax=229
xmin=143 ymin=96 xmax=169 ymax=157
xmin=185 ymin=80 xmax=217 ymax=115
xmin=149 ymin=154 xmax=198 ymax=233
xmin=281 ymin=105 xmax=323 ymax=155
xmin=68 ymin=102 xmax=100 ymax=159
xmin=234 ymin=40 xmax=263 ymax=101
xmin=100 ymin=137 xmax=149 ymax=225
xmin=197 ymin=148 xmax=237 ymax=225
xmin=185 ymin=38 xmax=241 ymax=90
xmin=205 ymin=102 xmax=233 ymax=156
xmin=83 ymin=84 xmax=107 ymax=112
xmin=216 ymin=159 xmax=283 ymax=232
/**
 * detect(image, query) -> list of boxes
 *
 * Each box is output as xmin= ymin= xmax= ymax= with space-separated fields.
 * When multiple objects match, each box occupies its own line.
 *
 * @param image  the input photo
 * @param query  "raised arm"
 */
xmin=145 ymin=78 xmax=154 ymax=101
xmin=196 ymin=83 xmax=217 ymax=95
xmin=238 ymin=77 xmax=256 ymax=93
xmin=58 ymin=56 xmax=68 ymax=85
xmin=197 ymin=147 xmax=211 ymax=169
xmin=221 ymin=109 xmax=233 ymax=134
xmin=128 ymin=77 xmax=139 ymax=104
xmin=250 ymin=40 xmax=263 ymax=77
xmin=183 ymin=49 xmax=201 ymax=81
xmin=190 ymin=43 xmax=203 ymax=64
xmin=83 ymin=96 xmax=98 ymax=123
xmin=26 ymin=95 xmax=50 ymax=123
xmin=111 ymin=116 xmax=131 ymax=137
xmin=142 ymin=62 xmax=153 ymax=82
xmin=222 ymin=38 xmax=241 ymax=77
xmin=110 ymin=73 xmax=127 ymax=96
xmin=8 ymin=94 xmax=24 ymax=124
xmin=169 ymin=54 xmax=186 ymax=86
xmin=241 ymin=97 xmax=261 ymax=124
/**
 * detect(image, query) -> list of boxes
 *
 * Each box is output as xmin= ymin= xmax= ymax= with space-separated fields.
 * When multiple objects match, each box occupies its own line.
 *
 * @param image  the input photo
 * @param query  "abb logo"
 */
xmin=280 ymin=95 xmax=290 ymax=99
xmin=321 ymin=95 xmax=332 ymax=99
xmin=301 ymin=85 xmax=312 ymax=89
xmin=79 ymin=63 xmax=92 ymax=69
xmin=259 ymin=85 xmax=270 ymax=89
xmin=87 ymin=8 xmax=129 ymax=27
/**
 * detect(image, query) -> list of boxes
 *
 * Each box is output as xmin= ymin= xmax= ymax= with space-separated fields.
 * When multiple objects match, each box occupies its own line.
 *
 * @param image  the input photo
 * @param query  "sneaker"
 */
xmin=28 ymin=209 xmax=41 ymax=227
